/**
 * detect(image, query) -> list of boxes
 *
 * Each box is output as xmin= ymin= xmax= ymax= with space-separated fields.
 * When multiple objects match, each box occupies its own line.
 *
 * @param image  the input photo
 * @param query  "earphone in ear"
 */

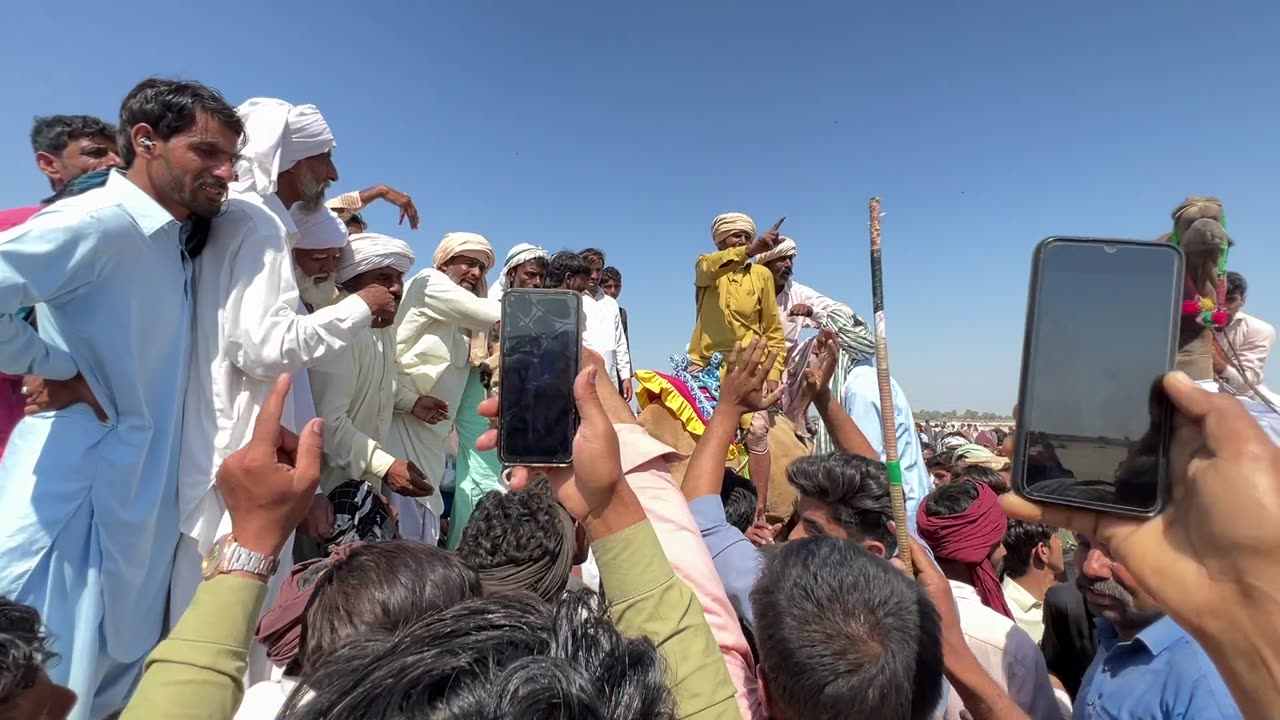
xmin=139 ymin=137 xmax=156 ymax=148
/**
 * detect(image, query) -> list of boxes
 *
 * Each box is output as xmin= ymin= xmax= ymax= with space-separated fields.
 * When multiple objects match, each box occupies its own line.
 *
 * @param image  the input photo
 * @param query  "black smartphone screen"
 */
xmin=1015 ymin=239 xmax=1182 ymax=516
xmin=498 ymin=290 xmax=582 ymax=466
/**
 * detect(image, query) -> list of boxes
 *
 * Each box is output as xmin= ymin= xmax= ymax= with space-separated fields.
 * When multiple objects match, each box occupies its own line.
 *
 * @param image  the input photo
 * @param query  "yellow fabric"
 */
xmin=688 ymin=246 xmax=787 ymax=381
xmin=710 ymin=212 xmax=756 ymax=247
xmin=634 ymin=370 xmax=740 ymax=461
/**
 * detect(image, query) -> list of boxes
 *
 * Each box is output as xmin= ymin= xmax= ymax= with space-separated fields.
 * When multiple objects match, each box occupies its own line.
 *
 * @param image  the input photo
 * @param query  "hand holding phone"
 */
xmin=498 ymin=289 xmax=583 ymax=466
xmin=1013 ymin=238 xmax=1182 ymax=516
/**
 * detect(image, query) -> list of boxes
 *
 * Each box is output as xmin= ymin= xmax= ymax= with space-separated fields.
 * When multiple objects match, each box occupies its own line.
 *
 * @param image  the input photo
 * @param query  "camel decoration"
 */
xmin=1158 ymin=196 xmax=1231 ymax=382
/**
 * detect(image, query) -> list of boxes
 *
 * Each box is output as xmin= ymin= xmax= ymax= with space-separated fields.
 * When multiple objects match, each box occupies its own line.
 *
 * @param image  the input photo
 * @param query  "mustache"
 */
xmin=1079 ymin=576 xmax=1135 ymax=605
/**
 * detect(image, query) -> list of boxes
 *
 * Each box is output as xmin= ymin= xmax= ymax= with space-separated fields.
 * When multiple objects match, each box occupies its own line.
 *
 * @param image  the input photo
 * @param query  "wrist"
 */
xmin=582 ymin=482 xmax=645 ymax=542
xmin=228 ymin=527 xmax=287 ymax=559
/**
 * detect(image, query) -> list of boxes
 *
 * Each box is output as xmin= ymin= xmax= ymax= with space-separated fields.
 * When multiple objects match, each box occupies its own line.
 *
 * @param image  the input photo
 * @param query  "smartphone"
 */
xmin=498 ymin=289 xmax=583 ymax=466
xmin=1013 ymin=238 xmax=1183 ymax=516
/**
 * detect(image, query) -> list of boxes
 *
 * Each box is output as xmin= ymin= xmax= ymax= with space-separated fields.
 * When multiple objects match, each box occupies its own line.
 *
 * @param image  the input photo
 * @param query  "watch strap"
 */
xmin=218 ymin=541 xmax=280 ymax=578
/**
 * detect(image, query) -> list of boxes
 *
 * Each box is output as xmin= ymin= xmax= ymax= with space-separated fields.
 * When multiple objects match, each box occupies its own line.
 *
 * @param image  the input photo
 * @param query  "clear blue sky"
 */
xmin=4 ymin=1 xmax=1279 ymax=413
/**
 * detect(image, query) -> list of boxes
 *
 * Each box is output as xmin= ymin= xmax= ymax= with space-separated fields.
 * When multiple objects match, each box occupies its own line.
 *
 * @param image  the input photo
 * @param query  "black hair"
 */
xmin=751 ymin=537 xmax=943 ymax=720
xmin=457 ymin=481 xmax=568 ymax=583
xmin=957 ymin=466 xmax=1010 ymax=495
xmin=116 ymin=77 xmax=243 ymax=168
xmin=283 ymin=591 xmax=676 ymax=719
xmin=579 ymin=247 xmax=605 ymax=264
xmin=786 ymin=453 xmax=897 ymax=556
xmin=299 ymin=541 xmax=481 ymax=679
xmin=1227 ymin=270 xmax=1247 ymax=300
xmin=30 ymin=115 xmax=116 ymax=156
xmin=923 ymin=480 xmax=979 ymax=518
xmin=601 ymin=266 xmax=622 ymax=284
xmin=546 ymin=251 xmax=592 ymax=289
xmin=346 ymin=212 xmax=367 ymax=232
xmin=0 ymin=597 xmax=57 ymax=705
xmin=720 ymin=469 xmax=757 ymax=533
xmin=505 ymin=255 xmax=549 ymax=281
xmin=1002 ymin=520 xmax=1054 ymax=579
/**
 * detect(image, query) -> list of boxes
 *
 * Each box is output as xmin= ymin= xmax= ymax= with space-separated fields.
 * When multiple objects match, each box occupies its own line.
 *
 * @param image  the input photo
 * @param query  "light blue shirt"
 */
xmin=0 ymin=171 xmax=192 ymax=666
xmin=689 ymin=495 xmax=762 ymax=629
xmin=841 ymin=360 xmax=932 ymax=535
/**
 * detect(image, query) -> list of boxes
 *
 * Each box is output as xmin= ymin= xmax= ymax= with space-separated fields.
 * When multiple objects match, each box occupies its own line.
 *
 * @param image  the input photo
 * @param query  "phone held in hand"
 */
xmin=1012 ymin=238 xmax=1182 ymax=517
xmin=498 ymin=289 xmax=583 ymax=467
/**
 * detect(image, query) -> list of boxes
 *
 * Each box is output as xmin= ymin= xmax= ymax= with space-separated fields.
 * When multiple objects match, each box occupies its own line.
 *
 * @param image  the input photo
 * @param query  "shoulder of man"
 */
xmin=217 ymin=195 xmax=288 ymax=239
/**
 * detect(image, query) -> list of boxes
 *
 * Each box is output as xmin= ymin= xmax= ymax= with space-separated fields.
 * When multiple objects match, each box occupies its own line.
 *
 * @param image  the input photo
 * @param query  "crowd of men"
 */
xmin=0 ymin=76 xmax=1278 ymax=720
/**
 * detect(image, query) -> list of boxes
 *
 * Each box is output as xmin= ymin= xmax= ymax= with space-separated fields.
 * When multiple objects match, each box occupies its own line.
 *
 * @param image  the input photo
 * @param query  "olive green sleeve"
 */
xmin=120 ymin=574 xmax=268 ymax=720
xmin=595 ymin=520 xmax=742 ymax=719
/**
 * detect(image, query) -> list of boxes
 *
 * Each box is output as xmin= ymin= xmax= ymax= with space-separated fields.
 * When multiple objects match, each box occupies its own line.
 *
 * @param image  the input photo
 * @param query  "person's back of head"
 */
xmin=457 ymin=482 xmax=578 ymax=602
xmin=924 ymin=480 xmax=978 ymax=518
xmin=297 ymin=541 xmax=482 ymax=678
xmin=0 ymin=597 xmax=76 ymax=719
xmin=719 ymin=469 xmax=757 ymax=532
xmin=751 ymin=537 xmax=943 ymax=720
xmin=786 ymin=453 xmax=897 ymax=556
xmin=283 ymin=591 xmax=676 ymax=720
xmin=957 ymin=466 xmax=1010 ymax=495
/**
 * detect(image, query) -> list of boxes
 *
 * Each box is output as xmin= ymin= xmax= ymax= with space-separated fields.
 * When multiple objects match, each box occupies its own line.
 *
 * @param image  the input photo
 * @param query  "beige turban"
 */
xmin=754 ymin=236 xmax=797 ymax=265
xmin=232 ymin=98 xmax=336 ymax=197
xmin=434 ymin=232 xmax=496 ymax=367
xmin=337 ymin=232 xmax=416 ymax=284
xmin=289 ymin=206 xmax=349 ymax=250
xmin=711 ymin=212 xmax=757 ymax=247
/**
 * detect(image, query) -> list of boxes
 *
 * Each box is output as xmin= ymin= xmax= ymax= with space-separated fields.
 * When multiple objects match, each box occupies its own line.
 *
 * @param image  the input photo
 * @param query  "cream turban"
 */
xmin=336 ymin=232 xmax=416 ymax=284
xmin=491 ymin=243 xmax=549 ymax=299
xmin=433 ymin=232 xmax=495 ymax=297
xmin=231 ymin=98 xmax=336 ymax=197
xmin=711 ymin=212 xmax=757 ymax=247
xmin=289 ymin=206 xmax=349 ymax=250
xmin=754 ymin=236 xmax=797 ymax=265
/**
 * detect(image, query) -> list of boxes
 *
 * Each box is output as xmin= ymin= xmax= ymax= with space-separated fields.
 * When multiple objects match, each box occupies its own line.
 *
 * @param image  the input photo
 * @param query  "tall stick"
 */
xmin=869 ymin=197 xmax=914 ymax=573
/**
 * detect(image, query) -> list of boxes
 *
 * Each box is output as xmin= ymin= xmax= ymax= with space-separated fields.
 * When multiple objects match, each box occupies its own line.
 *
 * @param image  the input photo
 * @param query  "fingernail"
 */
xmin=311 ymin=418 xmax=325 ymax=434
xmin=588 ymin=368 xmax=598 ymax=384
xmin=1166 ymin=370 xmax=1193 ymax=388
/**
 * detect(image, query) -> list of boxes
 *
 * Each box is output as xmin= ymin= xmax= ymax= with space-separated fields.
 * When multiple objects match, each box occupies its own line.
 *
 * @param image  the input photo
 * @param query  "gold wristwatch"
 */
xmin=201 ymin=534 xmax=279 ymax=581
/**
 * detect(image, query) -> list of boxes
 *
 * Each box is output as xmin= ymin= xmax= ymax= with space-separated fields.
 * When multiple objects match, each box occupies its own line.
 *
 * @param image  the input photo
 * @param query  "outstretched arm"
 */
xmin=694 ymin=246 xmax=750 ymax=287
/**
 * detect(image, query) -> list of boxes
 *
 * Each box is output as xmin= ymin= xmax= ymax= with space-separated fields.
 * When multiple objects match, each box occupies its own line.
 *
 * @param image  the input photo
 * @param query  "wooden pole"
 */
xmin=869 ymin=197 xmax=914 ymax=573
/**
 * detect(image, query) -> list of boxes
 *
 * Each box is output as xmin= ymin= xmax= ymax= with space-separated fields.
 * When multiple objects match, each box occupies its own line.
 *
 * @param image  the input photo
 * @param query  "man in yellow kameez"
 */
xmin=688 ymin=212 xmax=786 ymax=519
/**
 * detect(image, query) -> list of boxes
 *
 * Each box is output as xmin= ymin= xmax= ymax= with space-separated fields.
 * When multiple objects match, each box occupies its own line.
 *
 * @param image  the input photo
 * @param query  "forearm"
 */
xmin=121 ymin=575 xmax=267 ymax=720
xmin=231 ymin=295 xmax=372 ymax=379
xmin=0 ymin=315 xmax=76 ymax=379
xmin=815 ymin=390 xmax=878 ymax=459
xmin=1195 ymin=604 xmax=1280 ymax=718
xmin=694 ymin=247 xmax=749 ymax=286
xmin=683 ymin=409 xmax=740 ymax=501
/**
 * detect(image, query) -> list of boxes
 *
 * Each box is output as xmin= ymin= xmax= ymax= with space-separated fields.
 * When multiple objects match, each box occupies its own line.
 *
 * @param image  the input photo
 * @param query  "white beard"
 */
xmin=294 ymin=267 xmax=341 ymax=310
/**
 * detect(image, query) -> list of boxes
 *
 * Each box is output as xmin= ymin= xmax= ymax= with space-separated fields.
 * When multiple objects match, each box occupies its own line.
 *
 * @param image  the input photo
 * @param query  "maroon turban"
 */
xmin=255 ymin=542 xmax=362 ymax=668
xmin=916 ymin=480 xmax=1013 ymax=619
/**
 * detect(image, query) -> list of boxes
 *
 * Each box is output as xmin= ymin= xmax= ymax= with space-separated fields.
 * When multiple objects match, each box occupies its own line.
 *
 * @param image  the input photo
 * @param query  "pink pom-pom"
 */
xmin=1212 ymin=310 xmax=1229 ymax=327
xmin=1182 ymin=300 xmax=1201 ymax=315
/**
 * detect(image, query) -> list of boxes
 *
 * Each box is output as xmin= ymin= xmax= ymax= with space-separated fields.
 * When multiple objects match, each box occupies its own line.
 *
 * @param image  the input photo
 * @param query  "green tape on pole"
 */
xmin=886 ymin=460 xmax=903 ymax=487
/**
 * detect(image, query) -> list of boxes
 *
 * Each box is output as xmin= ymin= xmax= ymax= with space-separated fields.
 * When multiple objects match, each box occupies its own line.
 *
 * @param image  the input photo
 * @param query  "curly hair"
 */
xmin=457 ymin=480 xmax=565 ymax=572
xmin=0 ymin=597 xmax=57 ymax=705
xmin=546 ymin=251 xmax=591 ymax=289
xmin=283 ymin=591 xmax=676 ymax=719
xmin=786 ymin=453 xmax=896 ymax=556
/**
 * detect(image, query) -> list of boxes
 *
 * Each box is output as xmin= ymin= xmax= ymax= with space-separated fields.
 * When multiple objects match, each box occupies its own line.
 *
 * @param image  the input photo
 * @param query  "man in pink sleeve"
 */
xmin=582 ymin=356 xmax=761 ymax=717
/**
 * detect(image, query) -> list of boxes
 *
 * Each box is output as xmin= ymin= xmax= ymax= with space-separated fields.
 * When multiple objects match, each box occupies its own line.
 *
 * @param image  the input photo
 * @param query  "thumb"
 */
xmin=1162 ymin=371 xmax=1215 ymax=421
xmin=573 ymin=367 xmax=607 ymax=429
xmin=293 ymin=418 xmax=325 ymax=492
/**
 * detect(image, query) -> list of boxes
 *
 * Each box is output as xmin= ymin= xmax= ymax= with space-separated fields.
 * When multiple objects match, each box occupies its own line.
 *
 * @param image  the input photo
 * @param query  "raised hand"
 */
xmin=384 ymin=459 xmax=434 ymax=497
xmin=719 ymin=340 xmax=784 ymax=416
xmin=802 ymin=330 xmax=838 ymax=399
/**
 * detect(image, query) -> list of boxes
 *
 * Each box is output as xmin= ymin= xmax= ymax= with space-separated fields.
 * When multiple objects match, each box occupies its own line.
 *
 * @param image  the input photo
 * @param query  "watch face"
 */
xmin=202 ymin=541 xmax=225 ymax=578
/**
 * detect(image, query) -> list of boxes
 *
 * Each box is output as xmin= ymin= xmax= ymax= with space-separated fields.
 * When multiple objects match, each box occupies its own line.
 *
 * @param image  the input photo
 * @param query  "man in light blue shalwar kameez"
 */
xmin=0 ymin=79 xmax=242 ymax=720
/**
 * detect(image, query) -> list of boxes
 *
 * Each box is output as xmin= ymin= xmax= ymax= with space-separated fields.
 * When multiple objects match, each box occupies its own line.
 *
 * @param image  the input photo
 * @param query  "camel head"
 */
xmin=1161 ymin=196 xmax=1232 ymax=381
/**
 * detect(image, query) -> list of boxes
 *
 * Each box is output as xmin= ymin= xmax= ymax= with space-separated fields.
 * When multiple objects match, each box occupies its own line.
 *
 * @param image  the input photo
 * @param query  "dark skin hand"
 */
xmin=788 ymin=303 xmax=814 ymax=318
xmin=384 ymin=458 xmax=433 ymax=497
xmin=745 ymin=217 xmax=785 ymax=257
xmin=359 ymin=184 xmax=420 ymax=229
xmin=23 ymin=373 xmax=106 ymax=421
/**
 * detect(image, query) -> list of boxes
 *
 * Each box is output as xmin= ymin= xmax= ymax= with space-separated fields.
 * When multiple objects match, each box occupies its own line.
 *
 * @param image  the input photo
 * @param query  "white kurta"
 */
xmin=310 ymin=323 xmax=419 ymax=494
xmin=170 ymin=194 xmax=373 ymax=683
xmin=583 ymin=290 xmax=631 ymax=381
xmin=0 ymin=171 xmax=191 ymax=720
xmin=384 ymin=269 xmax=500 ymax=518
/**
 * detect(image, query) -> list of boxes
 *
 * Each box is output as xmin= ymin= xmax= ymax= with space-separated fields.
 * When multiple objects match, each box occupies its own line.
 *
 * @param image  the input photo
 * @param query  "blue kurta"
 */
xmin=0 ymin=171 xmax=191 ymax=720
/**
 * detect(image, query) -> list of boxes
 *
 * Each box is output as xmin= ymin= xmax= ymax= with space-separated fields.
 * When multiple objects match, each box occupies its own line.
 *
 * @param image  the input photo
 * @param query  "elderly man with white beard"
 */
xmin=171 ymin=97 xmax=398 ymax=685
xmin=309 ymin=233 xmax=445 ymax=544
xmin=384 ymin=233 xmax=502 ymax=547
xmin=290 ymin=205 xmax=349 ymax=312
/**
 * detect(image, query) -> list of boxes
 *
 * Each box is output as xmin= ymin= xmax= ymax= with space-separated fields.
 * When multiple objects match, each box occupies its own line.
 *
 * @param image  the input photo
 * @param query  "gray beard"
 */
xmin=295 ymin=268 xmax=340 ymax=310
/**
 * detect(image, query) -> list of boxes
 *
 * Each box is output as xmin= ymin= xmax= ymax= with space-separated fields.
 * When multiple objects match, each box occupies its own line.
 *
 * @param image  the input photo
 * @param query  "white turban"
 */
xmin=289 ymin=206 xmax=349 ymax=250
xmin=754 ymin=236 xmax=797 ymax=265
xmin=711 ymin=212 xmax=757 ymax=246
xmin=231 ymin=98 xmax=336 ymax=196
xmin=491 ymin=243 xmax=549 ymax=299
xmin=336 ymin=232 xmax=416 ymax=284
xmin=433 ymin=232 xmax=495 ymax=298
